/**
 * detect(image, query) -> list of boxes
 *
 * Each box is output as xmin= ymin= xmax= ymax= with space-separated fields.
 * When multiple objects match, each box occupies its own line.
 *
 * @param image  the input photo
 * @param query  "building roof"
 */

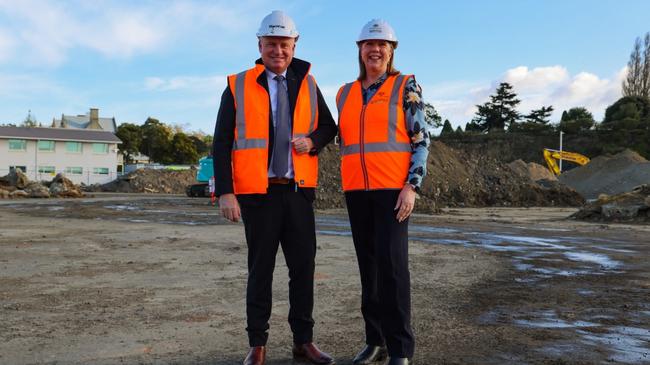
xmin=0 ymin=126 xmax=121 ymax=143
xmin=53 ymin=115 xmax=117 ymax=132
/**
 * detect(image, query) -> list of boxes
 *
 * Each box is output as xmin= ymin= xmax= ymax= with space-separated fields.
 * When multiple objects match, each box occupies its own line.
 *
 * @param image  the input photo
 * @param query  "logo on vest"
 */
xmin=370 ymin=96 xmax=389 ymax=105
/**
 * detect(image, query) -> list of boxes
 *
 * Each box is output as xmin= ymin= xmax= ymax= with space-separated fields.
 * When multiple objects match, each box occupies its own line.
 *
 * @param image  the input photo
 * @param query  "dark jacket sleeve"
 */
xmin=212 ymin=86 xmax=235 ymax=196
xmin=307 ymin=86 xmax=337 ymax=154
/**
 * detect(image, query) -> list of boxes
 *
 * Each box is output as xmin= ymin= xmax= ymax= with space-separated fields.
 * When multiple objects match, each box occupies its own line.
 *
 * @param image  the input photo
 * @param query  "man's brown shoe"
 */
xmin=243 ymin=346 xmax=266 ymax=365
xmin=292 ymin=342 xmax=335 ymax=365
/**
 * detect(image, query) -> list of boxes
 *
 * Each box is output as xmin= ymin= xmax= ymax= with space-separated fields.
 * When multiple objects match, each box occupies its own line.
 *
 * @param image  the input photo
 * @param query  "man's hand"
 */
xmin=291 ymin=137 xmax=314 ymax=155
xmin=219 ymin=193 xmax=241 ymax=222
xmin=394 ymin=184 xmax=416 ymax=222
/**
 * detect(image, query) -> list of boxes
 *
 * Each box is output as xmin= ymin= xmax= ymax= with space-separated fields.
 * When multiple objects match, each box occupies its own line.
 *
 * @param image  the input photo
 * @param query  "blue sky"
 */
xmin=0 ymin=0 xmax=648 ymax=134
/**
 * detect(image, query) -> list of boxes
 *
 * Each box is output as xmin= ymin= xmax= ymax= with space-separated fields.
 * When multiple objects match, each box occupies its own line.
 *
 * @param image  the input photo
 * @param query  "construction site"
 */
xmin=1 ymin=141 xmax=649 ymax=365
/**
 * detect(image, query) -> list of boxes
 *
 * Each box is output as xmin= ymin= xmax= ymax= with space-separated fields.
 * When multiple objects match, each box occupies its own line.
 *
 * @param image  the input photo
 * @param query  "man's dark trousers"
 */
xmin=239 ymin=183 xmax=316 ymax=347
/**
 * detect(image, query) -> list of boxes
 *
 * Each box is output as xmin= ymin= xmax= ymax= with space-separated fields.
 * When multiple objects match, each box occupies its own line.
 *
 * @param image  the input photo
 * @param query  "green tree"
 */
xmin=140 ymin=117 xmax=174 ymax=164
xmin=602 ymin=96 xmax=650 ymax=130
xmin=172 ymin=132 xmax=199 ymax=164
xmin=559 ymin=107 xmax=595 ymax=134
xmin=188 ymin=133 xmax=213 ymax=157
xmin=471 ymin=82 xmax=521 ymax=132
xmin=440 ymin=119 xmax=453 ymax=136
xmin=525 ymin=106 xmax=554 ymax=125
xmin=454 ymin=126 xmax=463 ymax=134
xmin=464 ymin=121 xmax=482 ymax=133
xmin=424 ymin=102 xmax=442 ymax=129
xmin=511 ymin=105 xmax=555 ymax=132
xmin=21 ymin=110 xmax=38 ymax=127
xmin=116 ymin=123 xmax=143 ymax=164
xmin=622 ymin=32 xmax=650 ymax=99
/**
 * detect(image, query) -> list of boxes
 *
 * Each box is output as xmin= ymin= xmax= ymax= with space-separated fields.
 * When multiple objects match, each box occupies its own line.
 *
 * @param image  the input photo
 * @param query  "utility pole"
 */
xmin=559 ymin=131 xmax=564 ymax=173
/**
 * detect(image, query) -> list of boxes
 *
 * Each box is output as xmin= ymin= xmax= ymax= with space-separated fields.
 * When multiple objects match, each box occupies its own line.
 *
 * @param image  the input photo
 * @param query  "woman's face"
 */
xmin=360 ymin=40 xmax=392 ymax=76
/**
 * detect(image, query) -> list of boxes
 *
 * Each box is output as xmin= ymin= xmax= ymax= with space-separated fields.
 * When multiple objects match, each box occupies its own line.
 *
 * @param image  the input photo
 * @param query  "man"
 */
xmin=212 ymin=10 xmax=337 ymax=365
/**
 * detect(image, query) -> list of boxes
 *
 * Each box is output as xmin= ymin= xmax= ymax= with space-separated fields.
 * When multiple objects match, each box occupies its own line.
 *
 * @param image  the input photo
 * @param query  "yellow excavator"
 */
xmin=543 ymin=148 xmax=590 ymax=175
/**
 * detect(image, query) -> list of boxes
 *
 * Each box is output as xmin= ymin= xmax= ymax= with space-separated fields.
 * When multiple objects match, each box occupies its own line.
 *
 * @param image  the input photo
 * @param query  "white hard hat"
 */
xmin=357 ymin=19 xmax=398 ymax=46
xmin=256 ymin=10 xmax=299 ymax=38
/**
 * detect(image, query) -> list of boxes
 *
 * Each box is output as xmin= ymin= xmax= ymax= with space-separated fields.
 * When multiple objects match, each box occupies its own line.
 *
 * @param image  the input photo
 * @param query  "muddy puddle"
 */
xmin=316 ymin=212 xmax=650 ymax=363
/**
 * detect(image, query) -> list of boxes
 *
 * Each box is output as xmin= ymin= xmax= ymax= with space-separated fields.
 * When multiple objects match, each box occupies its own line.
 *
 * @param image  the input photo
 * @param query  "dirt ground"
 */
xmin=1 ymin=194 xmax=649 ymax=365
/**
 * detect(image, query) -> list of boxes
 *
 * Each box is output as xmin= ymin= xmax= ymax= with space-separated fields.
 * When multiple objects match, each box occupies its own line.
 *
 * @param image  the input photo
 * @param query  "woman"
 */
xmin=336 ymin=19 xmax=430 ymax=365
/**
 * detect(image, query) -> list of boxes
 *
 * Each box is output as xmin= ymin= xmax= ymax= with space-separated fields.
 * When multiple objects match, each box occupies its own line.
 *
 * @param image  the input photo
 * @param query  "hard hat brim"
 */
xmin=356 ymin=39 xmax=398 ymax=49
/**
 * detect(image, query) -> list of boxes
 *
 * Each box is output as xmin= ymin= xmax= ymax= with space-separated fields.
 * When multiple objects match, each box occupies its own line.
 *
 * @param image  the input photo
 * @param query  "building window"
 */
xmin=8 ymin=139 xmax=26 ymax=151
xmin=92 ymin=143 xmax=109 ymax=154
xmin=38 ymin=166 xmax=56 ymax=174
xmin=10 ymin=166 xmax=27 ymax=174
xmin=65 ymin=142 xmax=83 ymax=153
xmin=65 ymin=167 xmax=83 ymax=175
xmin=93 ymin=167 xmax=109 ymax=175
xmin=38 ymin=140 xmax=55 ymax=152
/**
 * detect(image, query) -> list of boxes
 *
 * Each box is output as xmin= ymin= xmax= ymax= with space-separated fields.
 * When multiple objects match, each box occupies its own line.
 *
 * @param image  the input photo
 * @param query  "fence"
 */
xmin=0 ymin=168 xmax=121 ymax=186
xmin=123 ymin=164 xmax=193 ymax=174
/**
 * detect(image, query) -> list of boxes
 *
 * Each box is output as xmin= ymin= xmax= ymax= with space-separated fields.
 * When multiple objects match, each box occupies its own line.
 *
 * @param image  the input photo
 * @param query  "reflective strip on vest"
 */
xmin=338 ymin=75 xmax=409 ymax=154
xmin=336 ymin=82 xmax=354 ymax=146
xmin=388 ymin=75 xmax=406 ymax=142
xmin=341 ymin=141 xmax=411 ymax=155
xmin=337 ymin=82 xmax=354 ymax=113
xmin=307 ymin=75 xmax=317 ymax=134
xmin=234 ymin=138 xmax=267 ymax=149
xmin=233 ymin=70 xmax=247 ymax=146
xmin=232 ymin=69 xmax=270 ymax=151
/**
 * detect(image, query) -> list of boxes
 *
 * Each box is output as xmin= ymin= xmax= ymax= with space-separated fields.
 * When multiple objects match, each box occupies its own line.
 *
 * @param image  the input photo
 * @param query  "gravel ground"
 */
xmin=0 ymin=195 xmax=649 ymax=364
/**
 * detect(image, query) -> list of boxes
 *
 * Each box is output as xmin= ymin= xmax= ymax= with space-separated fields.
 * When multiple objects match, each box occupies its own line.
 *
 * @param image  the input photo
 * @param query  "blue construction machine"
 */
xmin=185 ymin=156 xmax=214 ymax=197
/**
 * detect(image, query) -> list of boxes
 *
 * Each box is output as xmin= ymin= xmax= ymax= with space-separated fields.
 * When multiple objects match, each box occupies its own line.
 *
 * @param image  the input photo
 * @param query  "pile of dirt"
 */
xmin=571 ymin=185 xmax=650 ymax=222
xmin=315 ymin=141 xmax=584 ymax=213
xmin=0 ymin=170 xmax=83 ymax=199
xmin=96 ymin=168 xmax=196 ymax=194
xmin=507 ymin=159 xmax=557 ymax=182
xmin=559 ymin=149 xmax=650 ymax=199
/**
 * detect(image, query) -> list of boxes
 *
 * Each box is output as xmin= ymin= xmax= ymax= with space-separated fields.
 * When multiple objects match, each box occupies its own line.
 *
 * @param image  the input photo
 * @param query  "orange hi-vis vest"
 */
xmin=227 ymin=63 xmax=320 ymax=194
xmin=336 ymin=74 xmax=412 ymax=191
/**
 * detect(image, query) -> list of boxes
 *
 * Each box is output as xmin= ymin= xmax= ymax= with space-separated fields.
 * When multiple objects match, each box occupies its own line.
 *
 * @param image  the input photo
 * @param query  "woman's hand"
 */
xmin=394 ymin=184 xmax=416 ymax=222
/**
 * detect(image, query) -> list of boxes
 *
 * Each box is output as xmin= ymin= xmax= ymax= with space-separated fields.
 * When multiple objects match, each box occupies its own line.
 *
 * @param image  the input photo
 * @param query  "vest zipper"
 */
xmin=360 ymin=105 xmax=369 ymax=190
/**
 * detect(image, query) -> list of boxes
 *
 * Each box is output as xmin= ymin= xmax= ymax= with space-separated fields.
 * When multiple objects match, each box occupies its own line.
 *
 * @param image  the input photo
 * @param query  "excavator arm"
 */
xmin=543 ymin=148 xmax=590 ymax=175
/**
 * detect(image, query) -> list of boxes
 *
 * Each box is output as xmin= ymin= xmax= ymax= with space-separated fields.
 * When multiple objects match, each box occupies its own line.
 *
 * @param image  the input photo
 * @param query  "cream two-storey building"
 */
xmin=1 ymin=109 xmax=122 ymax=185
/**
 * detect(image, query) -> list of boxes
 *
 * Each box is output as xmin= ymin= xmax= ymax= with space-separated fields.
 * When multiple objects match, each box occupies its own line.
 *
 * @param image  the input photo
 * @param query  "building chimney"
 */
xmin=88 ymin=108 xmax=102 ymax=129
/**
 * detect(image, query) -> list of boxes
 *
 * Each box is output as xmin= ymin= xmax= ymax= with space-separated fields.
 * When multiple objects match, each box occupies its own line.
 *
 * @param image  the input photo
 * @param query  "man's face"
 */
xmin=258 ymin=36 xmax=296 ymax=74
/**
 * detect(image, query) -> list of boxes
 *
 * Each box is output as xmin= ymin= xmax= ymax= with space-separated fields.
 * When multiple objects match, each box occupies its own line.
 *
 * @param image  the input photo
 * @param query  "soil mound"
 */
xmin=97 ymin=168 xmax=196 ymax=194
xmin=50 ymin=173 xmax=83 ymax=198
xmin=571 ymin=184 xmax=650 ymax=222
xmin=559 ymin=149 xmax=650 ymax=199
xmin=315 ymin=141 xmax=584 ymax=213
xmin=0 ymin=170 xmax=84 ymax=199
xmin=507 ymin=159 xmax=557 ymax=182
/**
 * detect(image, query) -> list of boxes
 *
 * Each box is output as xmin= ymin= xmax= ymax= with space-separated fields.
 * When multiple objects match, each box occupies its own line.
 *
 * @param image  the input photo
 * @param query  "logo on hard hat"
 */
xmin=369 ymin=23 xmax=381 ymax=33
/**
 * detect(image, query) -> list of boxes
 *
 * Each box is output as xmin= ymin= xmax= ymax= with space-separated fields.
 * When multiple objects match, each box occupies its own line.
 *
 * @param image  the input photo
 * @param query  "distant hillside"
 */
xmin=438 ymin=129 xmax=650 ymax=168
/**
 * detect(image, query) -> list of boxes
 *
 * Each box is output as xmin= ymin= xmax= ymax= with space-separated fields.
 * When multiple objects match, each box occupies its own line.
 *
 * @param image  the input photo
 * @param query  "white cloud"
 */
xmin=144 ymin=75 xmax=227 ymax=92
xmin=503 ymin=66 xmax=569 ymax=93
xmin=427 ymin=65 xmax=625 ymax=128
xmin=0 ymin=0 xmax=267 ymax=65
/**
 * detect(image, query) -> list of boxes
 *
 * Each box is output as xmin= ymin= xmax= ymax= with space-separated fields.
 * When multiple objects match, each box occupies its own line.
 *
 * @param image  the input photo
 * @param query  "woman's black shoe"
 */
xmin=352 ymin=345 xmax=387 ymax=365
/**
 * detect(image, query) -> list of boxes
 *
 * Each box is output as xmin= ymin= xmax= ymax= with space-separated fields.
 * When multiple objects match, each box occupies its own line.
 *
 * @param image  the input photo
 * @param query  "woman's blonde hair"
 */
xmin=357 ymin=41 xmax=399 ymax=81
